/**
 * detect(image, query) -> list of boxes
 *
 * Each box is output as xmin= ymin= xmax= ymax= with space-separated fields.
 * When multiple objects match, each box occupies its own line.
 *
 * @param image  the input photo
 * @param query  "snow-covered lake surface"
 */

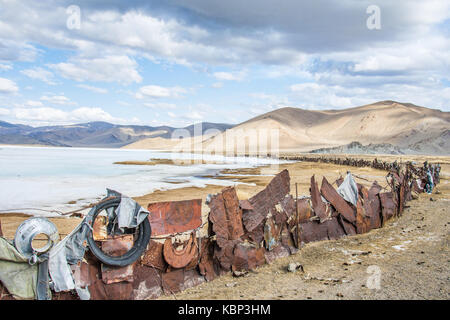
xmin=0 ymin=146 xmax=285 ymax=216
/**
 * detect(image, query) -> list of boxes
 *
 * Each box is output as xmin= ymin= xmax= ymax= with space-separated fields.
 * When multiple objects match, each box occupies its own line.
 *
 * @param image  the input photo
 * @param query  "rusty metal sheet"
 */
xmin=361 ymin=185 xmax=381 ymax=230
xmin=232 ymin=243 xmax=266 ymax=271
xmin=101 ymin=235 xmax=135 ymax=285
xmin=320 ymin=176 xmax=356 ymax=224
xmin=209 ymin=187 xmax=244 ymax=246
xmin=338 ymin=215 xmax=356 ymax=236
xmin=297 ymin=198 xmax=313 ymax=223
xmin=85 ymin=259 xmax=133 ymax=300
xmin=213 ymin=239 xmax=241 ymax=271
xmin=355 ymin=198 xmax=371 ymax=234
xmin=147 ymin=199 xmax=202 ymax=236
xmin=298 ymin=220 xmax=329 ymax=245
xmin=324 ymin=217 xmax=347 ymax=240
xmin=242 ymin=209 xmax=265 ymax=234
xmin=379 ymin=192 xmax=396 ymax=223
xmin=231 ymin=243 xmax=249 ymax=272
xmin=310 ymin=175 xmax=329 ymax=222
xmin=161 ymin=268 xmax=185 ymax=294
xmin=239 ymin=200 xmax=254 ymax=211
xmin=163 ymin=233 xmax=198 ymax=269
xmin=336 ymin=176 xmax=344 ymax=187
xmin=141 ymin=240 xmax=167 ymax=270
xmin=248 ymin=169 xmax=290 ymax=222
xmin=199 ymin=238 xmax=220 ymax=281
xmin=183 ymin=269 xmax=205 ymax=291
xmin=92 ymin=215 xmax=108 ymax=240
xmin=264 ymin=244 xmax=290 ymax=264
xmin=131 ymin=265 xmax=163 ymax=300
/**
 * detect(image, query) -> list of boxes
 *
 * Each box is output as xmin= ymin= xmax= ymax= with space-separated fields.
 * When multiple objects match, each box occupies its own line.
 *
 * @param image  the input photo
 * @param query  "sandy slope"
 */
xmin=123 ymin=101 xmax=450 ymax=155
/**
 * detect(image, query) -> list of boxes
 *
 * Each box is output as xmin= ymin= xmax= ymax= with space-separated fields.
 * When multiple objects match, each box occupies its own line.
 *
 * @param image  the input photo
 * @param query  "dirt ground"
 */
xmin=1 ymin=155 xmax=448 ymax=300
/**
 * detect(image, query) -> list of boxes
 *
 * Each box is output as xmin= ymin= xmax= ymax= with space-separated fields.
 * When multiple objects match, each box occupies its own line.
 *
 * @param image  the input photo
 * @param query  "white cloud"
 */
xmin=40 ymin=95 xmax=74 ymax=105
xmin=211 ymin=82 xmax=223 ymax=88
xmin=213 ymin=71 xmax=246 ymax=81
xmin=50 ymin=56 xmax=142 ymax=85
xmin=144 ymin=102 xmax=177 ymax=109
xmin=136 ymin=85 xmax=187 ymax=99
xmin=0 ymin=108 xmax=10 ymax=116
xmin=0 ymin=64 xmax=13 ymax=71
xmin=21 ymin=100 xmax=44 ymax=108
xmin=0 ymin=77 xmax=18 ymax=94
xmin=21 ymin=67 xmax=56 ymax=85
xmin=77 ymin=84 xmax=108 ymax=94
xmin=185 ymin=111 xmax=204 ymax=120
xmin=12 ymin=106 xmax=119 ymax=124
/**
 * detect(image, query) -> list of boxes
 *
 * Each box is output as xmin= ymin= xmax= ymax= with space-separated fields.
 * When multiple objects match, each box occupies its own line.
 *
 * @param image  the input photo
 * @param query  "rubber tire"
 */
xmin=86 ymin=197 xmax=151 ymax=267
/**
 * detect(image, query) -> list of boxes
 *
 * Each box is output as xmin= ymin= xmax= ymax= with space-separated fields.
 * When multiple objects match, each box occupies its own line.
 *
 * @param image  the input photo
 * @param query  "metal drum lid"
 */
xmin=14 ymin=217 xmax=59 ymax=259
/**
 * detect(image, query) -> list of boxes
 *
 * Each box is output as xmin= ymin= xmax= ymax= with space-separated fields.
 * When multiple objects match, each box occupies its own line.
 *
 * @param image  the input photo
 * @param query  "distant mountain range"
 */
xmin=2 ymin=101 xmax=449 ymax=155
xmin=0 ymin=120 xmax=233 ymax=148
xmin=199 ymin=100 xmax=450 ymax=155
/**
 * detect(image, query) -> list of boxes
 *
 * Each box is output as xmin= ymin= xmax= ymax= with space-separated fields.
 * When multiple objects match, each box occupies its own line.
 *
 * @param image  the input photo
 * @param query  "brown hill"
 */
xmin=199 ymin=101 xmax=450 ymax=155
xmin=123 ymin=101 xmax=450 ymax=155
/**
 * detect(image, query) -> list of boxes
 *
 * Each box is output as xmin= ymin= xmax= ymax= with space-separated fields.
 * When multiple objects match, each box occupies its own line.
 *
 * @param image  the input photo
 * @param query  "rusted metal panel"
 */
xmin=298 ymin=220 xmax=329 ymax=244
xmin=297 ymin=198 xmax=313 ymax=223
xmin=147 ymin=199 xmax=202 ymax=236
xmin=161 ymin=268 xmax=185 ymax=294
xmin=379 ymin=192 xmax=396 ymax=223
xmin=101 ymin=235 xmax=135 ymax=285
xmin=310 ymin=175 xmax=329 ymax=222
xmin=355 ymin=198 xmax=371 ymax=234
xmin=264 ymin=244 xmax=290 ymax=264
xmin=320 ymin=176 xmax=356 ymax=224
xmin=101 ymin=263 xmax=134 ymax=285
xmin=198 ymin=238 xmax=220 ymax=281
xmin=213 ymin=239 xmax=239 ymax=271
xmin=92 ymin=215 xmax=108 ymax=240
xmin=85 ymin=258 xmax=133 ymax=300
xmin=141 ymin=240 xmax=167 ymax=271
xmin=163 ymin=233 xmax=198 ymax=269
xmin=361 ymin=185 xmax=382 ymax=230
xmin=324 ymin=217 xmax=347 ymax=240
xmin=131 ymin=265 xmax=163 ymax=300
xmin=239 ymin=200 xmax=254 ymax=211
xmin=248 ymin=169 xmax=290 ymax=223
xmin=183 ymin=269 xmax=205 ymax=291
xmin=209 ymin=187 xmax=244 ymax=246
xmin=232 ymin=243 xmax=266 ymax=271
xmin=338 ymin=215 xmax=356 ymax=236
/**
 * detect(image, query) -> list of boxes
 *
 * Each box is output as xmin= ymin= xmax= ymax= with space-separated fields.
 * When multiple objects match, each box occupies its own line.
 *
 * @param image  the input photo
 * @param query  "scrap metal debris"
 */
xmin=0 ymin=158 xmax=441 ymax=300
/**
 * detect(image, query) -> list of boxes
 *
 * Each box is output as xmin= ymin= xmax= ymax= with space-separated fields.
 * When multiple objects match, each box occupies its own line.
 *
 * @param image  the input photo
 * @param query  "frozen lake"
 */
xmin=0 ymin=146 xmax=283 ymax=216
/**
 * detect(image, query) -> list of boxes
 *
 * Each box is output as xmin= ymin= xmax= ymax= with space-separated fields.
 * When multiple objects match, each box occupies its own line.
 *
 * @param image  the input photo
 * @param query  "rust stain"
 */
xmin=163 ymin=232 xmax=198 ymax=269
xmin=141 ymin=240 xmax=167 ymax=271
xmin=379 ymin=192 xmax=396 ymax=223
xmin=92 ymin=215 xmax=108 ymax=241
xmin=100 ymin=235 xmax=135 ymax=285
xmin=209 ymin=187 xmax=244 ymax=247
xmin=147 ymin=199 xmax=202 ymax=236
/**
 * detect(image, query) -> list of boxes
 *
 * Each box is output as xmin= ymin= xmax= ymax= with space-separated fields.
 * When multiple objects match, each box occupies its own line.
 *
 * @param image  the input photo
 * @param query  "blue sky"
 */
xmin=0 ymin=0 xmax=449 ymax=127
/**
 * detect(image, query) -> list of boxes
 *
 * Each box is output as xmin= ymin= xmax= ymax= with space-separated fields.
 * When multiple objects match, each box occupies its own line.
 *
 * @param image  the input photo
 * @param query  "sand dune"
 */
xmin=123 ymin=101 xmax=450 ymax=155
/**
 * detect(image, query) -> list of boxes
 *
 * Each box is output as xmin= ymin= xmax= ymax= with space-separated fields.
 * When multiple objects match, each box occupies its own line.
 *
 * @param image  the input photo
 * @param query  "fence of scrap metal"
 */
xmin=0 ymin=158 xmax=441 ymax=300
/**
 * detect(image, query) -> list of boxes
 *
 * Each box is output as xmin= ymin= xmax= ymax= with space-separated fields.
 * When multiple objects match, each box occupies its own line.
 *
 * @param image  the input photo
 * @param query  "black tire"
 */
xmin=86 ymin=197 xmax=151 ymax=267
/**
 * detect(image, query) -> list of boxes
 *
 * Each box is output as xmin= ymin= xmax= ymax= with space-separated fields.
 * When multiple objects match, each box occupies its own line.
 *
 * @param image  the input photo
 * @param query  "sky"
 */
xmin=0 ymin=0 xmax=449 ymax=127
